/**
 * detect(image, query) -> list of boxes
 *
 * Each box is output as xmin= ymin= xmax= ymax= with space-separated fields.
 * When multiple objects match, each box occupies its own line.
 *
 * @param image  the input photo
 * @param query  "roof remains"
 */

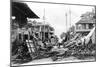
xmin=12 ymin=2 xmax=39 ymax=18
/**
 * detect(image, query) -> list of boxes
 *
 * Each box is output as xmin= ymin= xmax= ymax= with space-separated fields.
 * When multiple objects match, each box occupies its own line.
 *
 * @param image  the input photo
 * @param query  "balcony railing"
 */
xmin=75 ymin=29 xmax=92 ymax=33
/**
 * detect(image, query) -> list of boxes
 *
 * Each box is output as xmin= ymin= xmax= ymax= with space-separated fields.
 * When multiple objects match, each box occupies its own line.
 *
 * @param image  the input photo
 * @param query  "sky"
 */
xmin=23 ymin=2 xmax=94 ymax=41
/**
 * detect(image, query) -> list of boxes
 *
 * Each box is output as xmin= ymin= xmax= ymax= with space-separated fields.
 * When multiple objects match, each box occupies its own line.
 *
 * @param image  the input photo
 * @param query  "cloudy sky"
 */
xmin=23 ymin=2 xmax=94 ymax=41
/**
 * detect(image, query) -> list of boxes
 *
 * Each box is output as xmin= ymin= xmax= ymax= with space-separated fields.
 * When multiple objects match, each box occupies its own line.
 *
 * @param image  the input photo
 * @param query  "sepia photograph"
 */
xmin=11 ymin=0 xmax=96 ymax=66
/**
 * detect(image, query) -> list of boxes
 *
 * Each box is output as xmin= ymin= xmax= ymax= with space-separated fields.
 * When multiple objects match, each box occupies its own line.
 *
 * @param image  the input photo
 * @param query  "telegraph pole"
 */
xmin=65 ymin=12 xmax=67 ymax=32
xmin=43 ymin=8 xmax=45 ymax=41
xmin=69 ymin=8 xmax=71 ymax=28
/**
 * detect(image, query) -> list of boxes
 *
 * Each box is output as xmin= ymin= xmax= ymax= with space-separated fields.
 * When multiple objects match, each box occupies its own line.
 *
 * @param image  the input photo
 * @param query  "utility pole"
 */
xmin=69 ymin=8 xmax=71 ymax=28
xmin=43 ymin=8 xmax=45 ymax=41
xmin=65 ymin=12 xmax=67 ymax=32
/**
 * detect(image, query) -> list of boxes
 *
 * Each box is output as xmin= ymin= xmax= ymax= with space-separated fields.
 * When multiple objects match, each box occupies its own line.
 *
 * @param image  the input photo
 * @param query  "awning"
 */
xmin=12 ymin=2 xmax=39 ymax=18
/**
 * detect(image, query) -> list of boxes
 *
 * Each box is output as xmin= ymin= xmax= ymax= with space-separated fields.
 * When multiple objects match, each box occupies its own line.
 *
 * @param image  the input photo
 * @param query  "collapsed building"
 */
xmin=11 ymin=2 xmax=55 ymax=42
xmin=75 ymin=10 xmax=96 ymax=44
xmin=11 ymin=2 xmax=41 ymax=62
xmin=59 ymin=10 xmax=96 ymax=60
xmin=11 ymin=2 xmax=56 ymax=62
xmin=11 ymin=2 xmax=40 ymax=42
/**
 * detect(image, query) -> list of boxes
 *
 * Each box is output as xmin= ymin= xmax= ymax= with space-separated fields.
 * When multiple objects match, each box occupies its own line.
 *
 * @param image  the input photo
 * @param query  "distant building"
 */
xmin=75 ymin=10 xmax=96 ymax=36
xmin=27 ymin=20 xmax=55 ymax=41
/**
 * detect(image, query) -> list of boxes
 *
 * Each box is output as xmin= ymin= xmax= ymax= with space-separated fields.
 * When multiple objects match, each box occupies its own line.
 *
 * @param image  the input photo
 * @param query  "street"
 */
xmin=12 ymin=56 xmax=95 ymax=66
